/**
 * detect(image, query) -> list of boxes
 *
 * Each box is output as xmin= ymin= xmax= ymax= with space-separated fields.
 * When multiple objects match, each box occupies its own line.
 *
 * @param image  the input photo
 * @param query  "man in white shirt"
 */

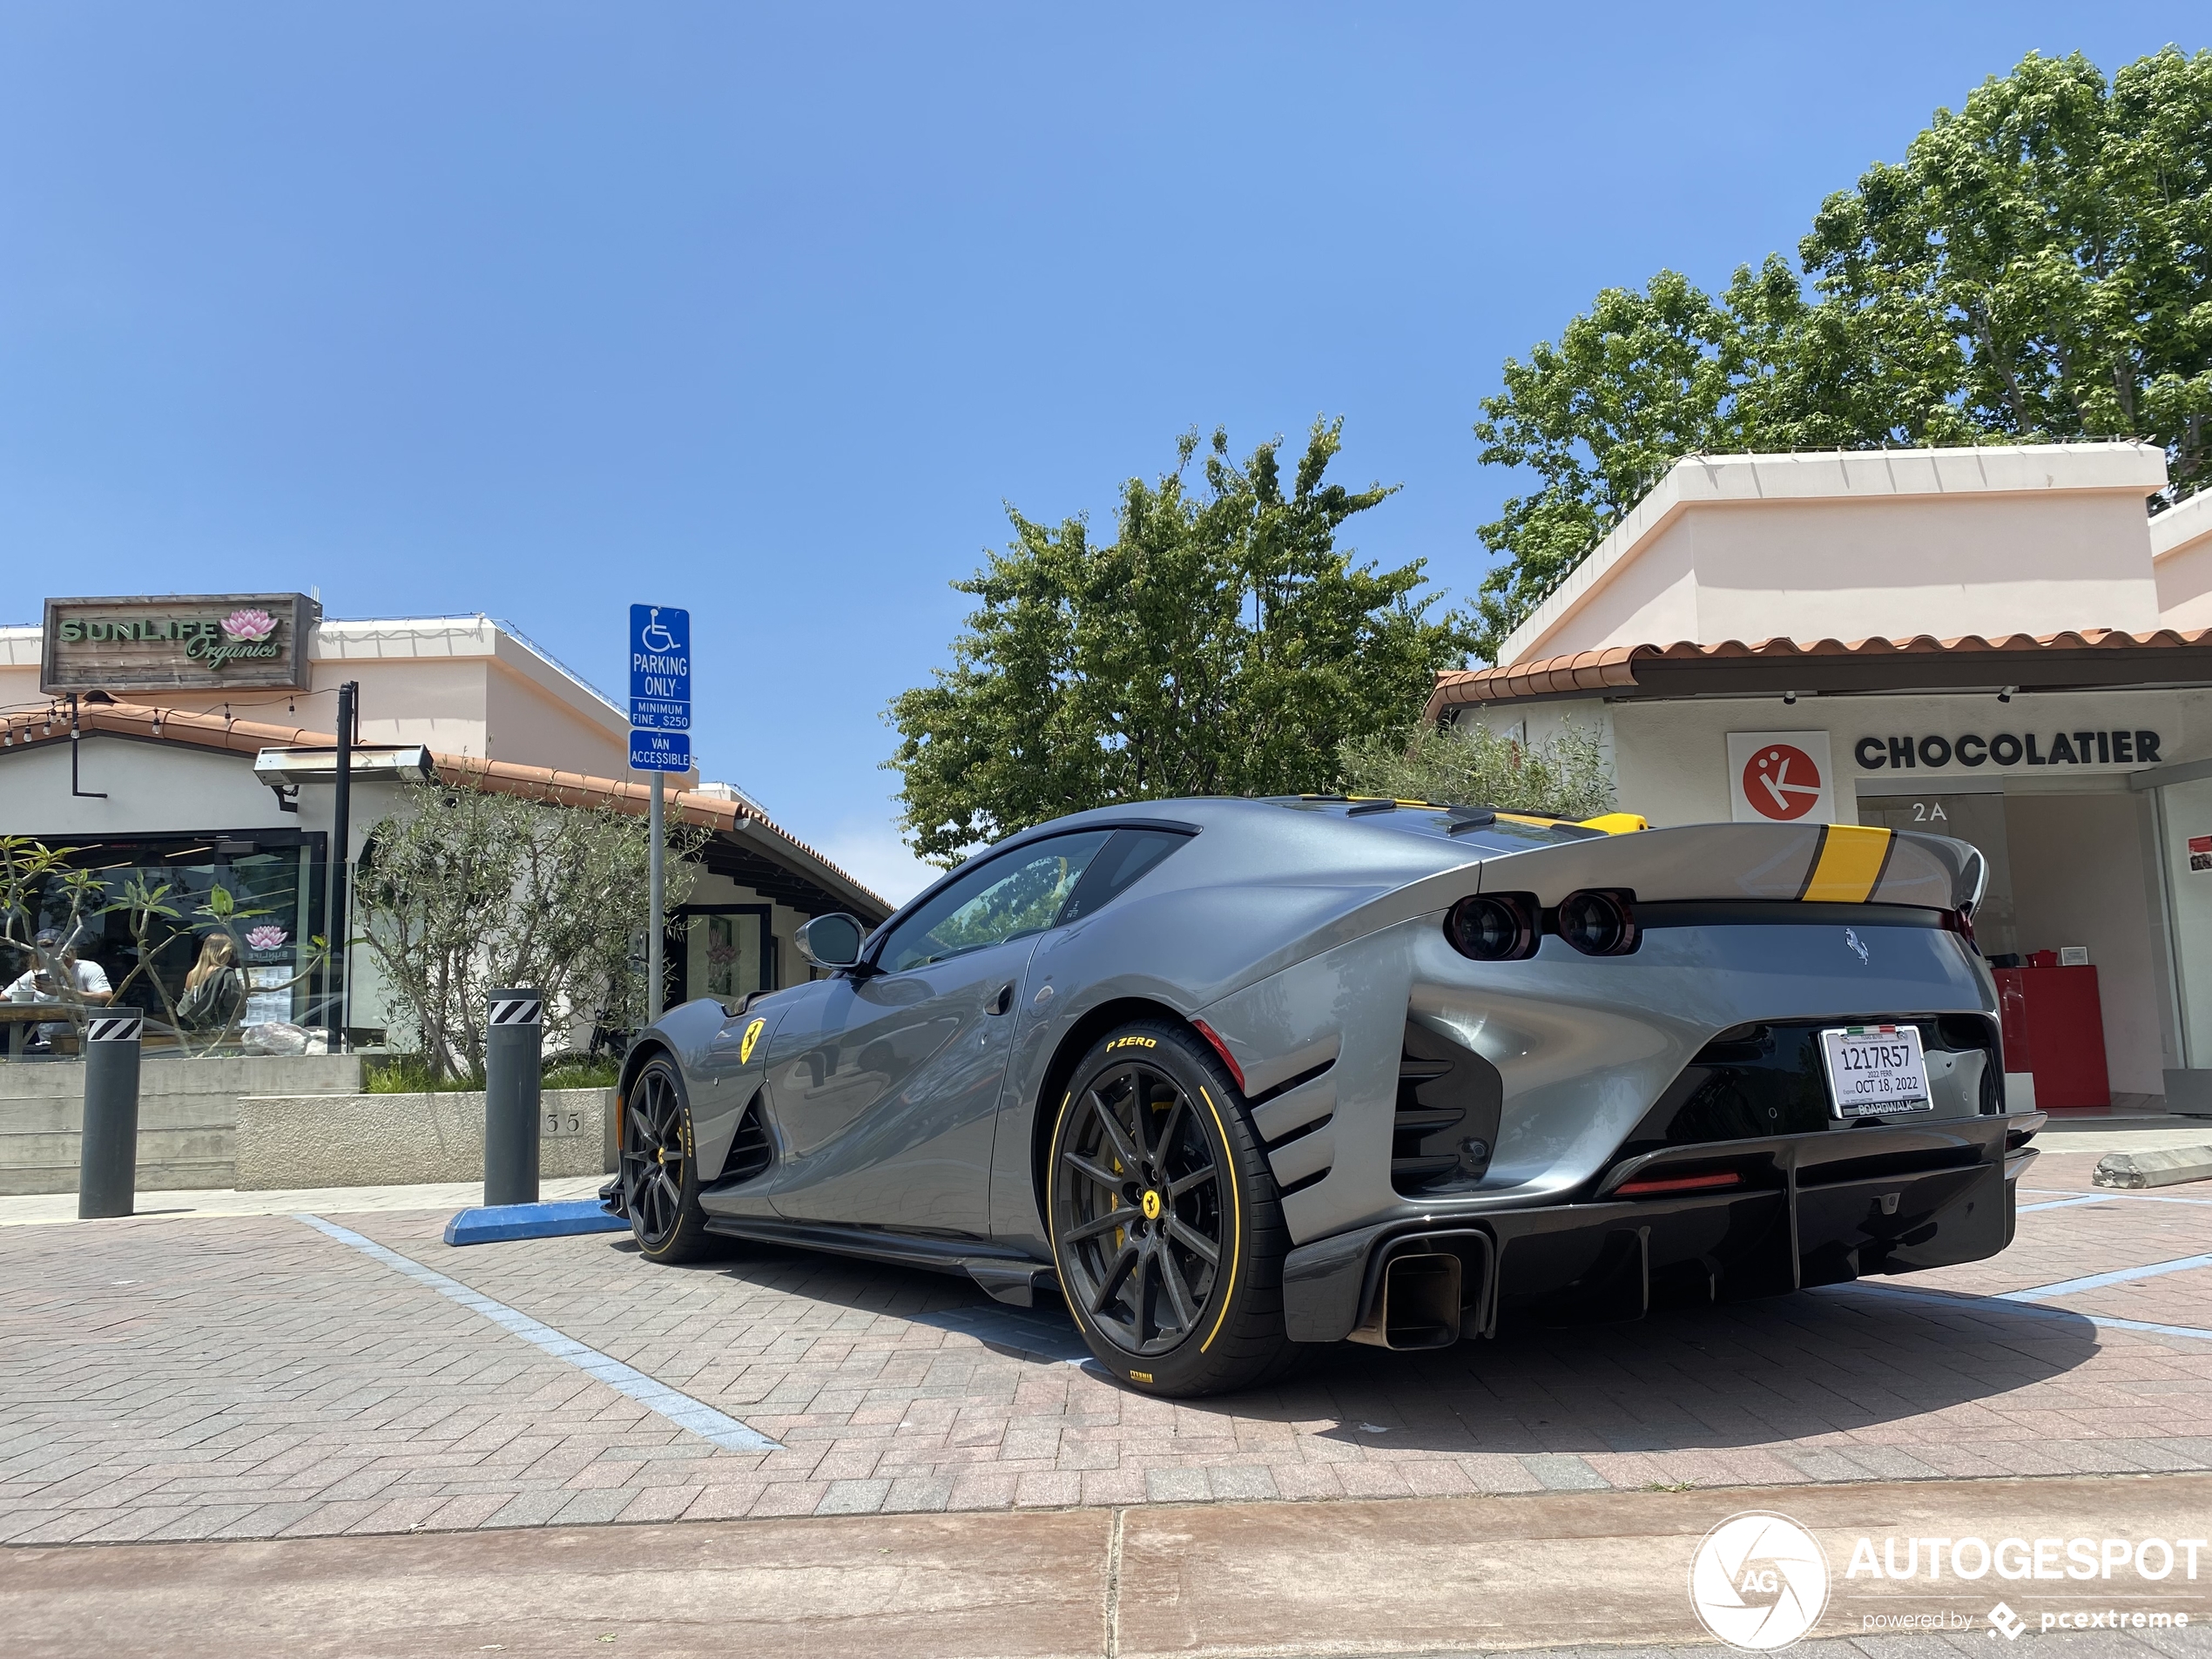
xmin=3 ymin=927 xmax=113 ymax=1048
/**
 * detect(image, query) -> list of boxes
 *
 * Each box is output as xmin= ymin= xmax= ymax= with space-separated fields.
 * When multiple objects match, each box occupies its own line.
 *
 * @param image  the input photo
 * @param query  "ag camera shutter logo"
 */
xmin=1690 ymin=1511 xmax=1831 ymax=1649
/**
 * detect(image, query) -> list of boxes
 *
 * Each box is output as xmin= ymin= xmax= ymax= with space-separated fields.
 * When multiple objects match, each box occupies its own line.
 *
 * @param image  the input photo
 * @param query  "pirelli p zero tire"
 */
xmin=620 ymin=1053 xmax=712 ymax=1264
xmin=1048 ymin=1020 xmax=1297 ymax=1397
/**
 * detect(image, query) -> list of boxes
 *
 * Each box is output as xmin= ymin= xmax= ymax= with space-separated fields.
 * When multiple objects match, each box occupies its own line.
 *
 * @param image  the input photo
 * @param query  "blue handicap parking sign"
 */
xmin=629 ymin=728 xmax=691 ymax=773
xmin=630 ymin=604 xmax=691 ymax=732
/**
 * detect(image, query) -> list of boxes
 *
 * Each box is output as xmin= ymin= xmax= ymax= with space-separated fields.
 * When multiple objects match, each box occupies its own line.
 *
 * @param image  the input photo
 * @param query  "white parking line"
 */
xmin=296 ymin=1213 xmax=779 ymax=1453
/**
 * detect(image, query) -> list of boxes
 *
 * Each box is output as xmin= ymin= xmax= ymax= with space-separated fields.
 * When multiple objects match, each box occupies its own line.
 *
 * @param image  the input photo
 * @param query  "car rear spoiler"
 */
xmin=1474 ymin=822 xmax=1981 ymax=912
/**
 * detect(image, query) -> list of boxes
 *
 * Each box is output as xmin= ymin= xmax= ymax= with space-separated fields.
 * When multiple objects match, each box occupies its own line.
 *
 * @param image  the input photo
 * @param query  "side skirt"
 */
xmin=698 ymin=1216 xmax=1058 ymax=1307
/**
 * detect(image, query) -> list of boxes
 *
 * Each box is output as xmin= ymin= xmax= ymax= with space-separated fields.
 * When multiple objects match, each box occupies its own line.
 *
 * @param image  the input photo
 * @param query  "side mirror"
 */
xmin=794 ymin=913 xmax=867 ymax=971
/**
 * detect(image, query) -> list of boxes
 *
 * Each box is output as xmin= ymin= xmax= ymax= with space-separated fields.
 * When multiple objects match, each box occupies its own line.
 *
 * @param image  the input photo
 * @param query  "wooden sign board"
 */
xmin=40 ymin=593 xmax=319 ymax=695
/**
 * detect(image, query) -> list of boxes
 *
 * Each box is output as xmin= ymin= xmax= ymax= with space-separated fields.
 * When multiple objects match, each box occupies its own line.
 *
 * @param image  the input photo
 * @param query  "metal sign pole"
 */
xmin=326 ymin=679 xmax=356 ymax=1051
xmin=649 ymin=772 xmax=664 ymax=1022
xmin=629 ymin=604 xmax=689 ymax=1028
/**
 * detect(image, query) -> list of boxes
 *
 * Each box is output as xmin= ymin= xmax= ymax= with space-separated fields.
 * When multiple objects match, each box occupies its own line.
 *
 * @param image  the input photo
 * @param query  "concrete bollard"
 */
xmin=483 ymin=988 xmax=543 ymax=1206
xmin=78 ymin=1008 xmax=144 ymax=1219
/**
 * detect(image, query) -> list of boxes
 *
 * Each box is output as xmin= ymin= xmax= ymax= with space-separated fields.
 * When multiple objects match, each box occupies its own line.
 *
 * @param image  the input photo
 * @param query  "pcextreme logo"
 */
xmin=1690 ymin=1511 xmax=1831 ymax=1650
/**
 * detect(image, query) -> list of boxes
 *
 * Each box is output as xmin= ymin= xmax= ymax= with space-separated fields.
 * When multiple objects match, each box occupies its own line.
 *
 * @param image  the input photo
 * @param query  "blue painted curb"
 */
xmin=444 ymin=1199 xmax=631 ymax=1246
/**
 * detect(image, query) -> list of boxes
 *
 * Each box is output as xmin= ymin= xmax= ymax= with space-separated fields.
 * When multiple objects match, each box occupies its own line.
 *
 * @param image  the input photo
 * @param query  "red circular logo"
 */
xmin=1743 ymin=744 xmax=1823 ymax=820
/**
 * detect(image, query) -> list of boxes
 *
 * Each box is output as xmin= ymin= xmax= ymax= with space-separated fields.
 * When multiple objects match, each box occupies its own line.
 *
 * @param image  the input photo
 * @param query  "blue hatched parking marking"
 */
xmin=297 ymin=1213 xmax=779 ymax=1452
xmin=1839 ymin=1282 xmax=2212 ymax=1345
xmin=1996 ymin=1251 xmax=2212 ymax=1301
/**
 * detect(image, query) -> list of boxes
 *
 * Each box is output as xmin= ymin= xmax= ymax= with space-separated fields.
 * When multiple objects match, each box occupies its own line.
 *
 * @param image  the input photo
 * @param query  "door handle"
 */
xmin=987 ymin=983 xmax=1015 ymax=1015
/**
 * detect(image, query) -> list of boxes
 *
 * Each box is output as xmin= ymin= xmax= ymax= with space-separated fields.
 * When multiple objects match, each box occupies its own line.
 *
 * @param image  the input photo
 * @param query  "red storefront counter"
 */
xmin=1994 ymin=965 xmax=2112 ymax=1110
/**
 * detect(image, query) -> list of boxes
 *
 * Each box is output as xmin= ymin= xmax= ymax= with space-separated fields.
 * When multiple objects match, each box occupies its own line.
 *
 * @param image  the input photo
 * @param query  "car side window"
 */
xmin=875 ymin=832 xmax=1115 ymax=974
xmin=1058 ymin=828 xmax=1192 ymax=922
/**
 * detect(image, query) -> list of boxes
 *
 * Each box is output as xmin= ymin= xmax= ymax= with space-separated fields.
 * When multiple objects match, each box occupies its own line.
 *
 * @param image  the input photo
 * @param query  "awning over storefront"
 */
xmin=1426 ymin=627 xmax=2212 ymax=719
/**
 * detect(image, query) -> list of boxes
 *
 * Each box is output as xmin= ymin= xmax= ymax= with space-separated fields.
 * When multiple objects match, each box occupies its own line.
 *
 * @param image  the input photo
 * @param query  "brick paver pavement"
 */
xmin=3 ymin=1144 xmax=2208 ymax=1542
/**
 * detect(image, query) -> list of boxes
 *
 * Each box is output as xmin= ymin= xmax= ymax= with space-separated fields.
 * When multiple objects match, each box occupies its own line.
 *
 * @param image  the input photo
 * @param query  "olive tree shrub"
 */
xmin=357 ymin=785 xmax=703 ymax=1082
xmin=1336 ymin=718 xmax=1615 ymax=820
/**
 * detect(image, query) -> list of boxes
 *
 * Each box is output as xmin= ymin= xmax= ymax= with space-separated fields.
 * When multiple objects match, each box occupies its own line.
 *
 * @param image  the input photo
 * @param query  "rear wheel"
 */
xmin=620 ymin=1055 xmax=712 ymax=1263
xmin=1047 ymin=1021 xmax=1296 ymax=1396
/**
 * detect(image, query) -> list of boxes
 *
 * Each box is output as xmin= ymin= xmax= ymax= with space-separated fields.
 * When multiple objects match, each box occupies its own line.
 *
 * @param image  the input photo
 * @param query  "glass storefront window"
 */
xmin=670 ymin=905 xmax=774 ymax=1012
xmin=10 ymin=832 xmax=322 ymax=1041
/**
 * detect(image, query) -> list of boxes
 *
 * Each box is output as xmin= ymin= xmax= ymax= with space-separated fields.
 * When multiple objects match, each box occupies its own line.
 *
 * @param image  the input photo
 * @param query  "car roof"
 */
xmin=974 ymin=794 xmax=1606 ymax=863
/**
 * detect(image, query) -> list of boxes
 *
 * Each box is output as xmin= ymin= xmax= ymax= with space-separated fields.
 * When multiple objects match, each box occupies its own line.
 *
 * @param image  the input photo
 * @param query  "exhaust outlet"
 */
xmin=1347 ymin=1250 xmax=1462 ymax=1350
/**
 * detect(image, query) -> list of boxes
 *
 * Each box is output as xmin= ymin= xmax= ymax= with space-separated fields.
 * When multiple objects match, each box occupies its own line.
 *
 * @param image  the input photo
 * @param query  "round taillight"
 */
xmin=1446 ymin=894 xmax=1536 ymax=961
xmin=1556 ymin=888 xmax=1638 ymax=956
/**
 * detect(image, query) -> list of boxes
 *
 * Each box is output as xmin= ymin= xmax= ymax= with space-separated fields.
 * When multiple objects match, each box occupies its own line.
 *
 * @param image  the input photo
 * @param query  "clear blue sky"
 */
xmin=0 ymin=4 xmax=2191 ymax=900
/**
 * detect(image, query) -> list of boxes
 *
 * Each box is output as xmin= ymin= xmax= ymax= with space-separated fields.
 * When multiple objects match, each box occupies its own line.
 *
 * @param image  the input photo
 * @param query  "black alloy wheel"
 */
xmin=620 ymin=1054 xmax=711 ymax=1262
xmin=1048 ymin=1022 xmax=1296 ymax=1395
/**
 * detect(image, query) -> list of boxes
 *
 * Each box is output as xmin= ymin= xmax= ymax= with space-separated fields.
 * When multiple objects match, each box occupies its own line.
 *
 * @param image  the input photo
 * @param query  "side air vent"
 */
xmin=725 ymin=1090 xmax=773 ymax=1184
xmin=1393 ymin=1021 xmax=1505 ymax=1197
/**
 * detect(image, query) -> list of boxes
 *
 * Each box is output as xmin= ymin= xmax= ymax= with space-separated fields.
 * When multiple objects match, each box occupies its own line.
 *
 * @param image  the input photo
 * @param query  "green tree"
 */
xmin=1337 ymin=720 xmax=1614 ymax=820
xmin=888 ymin=420 xmax=1470 ymax=865
xmin=356 ymin=786 xmax=702 ymax=1082
xmin=1471 ymin=47 xmax=2212 ymax=663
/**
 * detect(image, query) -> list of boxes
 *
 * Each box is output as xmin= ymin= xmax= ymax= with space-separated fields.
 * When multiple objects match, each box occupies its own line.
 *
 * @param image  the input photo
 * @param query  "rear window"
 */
xmin=1059 ymin=827 xmax=1191 ymax=922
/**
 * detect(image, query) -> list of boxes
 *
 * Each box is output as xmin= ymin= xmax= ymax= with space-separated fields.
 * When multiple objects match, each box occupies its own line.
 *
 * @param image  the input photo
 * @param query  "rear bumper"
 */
xmin=1282 ymin=1111 xmax=2044 ymax=1345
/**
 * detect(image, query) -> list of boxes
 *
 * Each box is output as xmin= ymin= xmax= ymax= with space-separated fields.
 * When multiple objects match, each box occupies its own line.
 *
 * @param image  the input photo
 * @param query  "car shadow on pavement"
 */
xmin=1220 ymin=1285 xmax=2105 ymax=1455
xmin=646 ymin=1235 xmax=2101 ymax=1455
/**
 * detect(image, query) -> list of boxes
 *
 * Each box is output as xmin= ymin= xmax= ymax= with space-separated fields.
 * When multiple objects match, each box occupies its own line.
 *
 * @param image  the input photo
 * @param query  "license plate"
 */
xmin=1818 ymin=1024 xmax=1932 ymax=1117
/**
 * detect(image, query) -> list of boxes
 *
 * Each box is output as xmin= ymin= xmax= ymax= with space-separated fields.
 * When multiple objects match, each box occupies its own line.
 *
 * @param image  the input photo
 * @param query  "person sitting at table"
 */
xmin=178 ymin=934 xmax=246 ymax=1033
xmin=2 ymin=927 xmax=114 ymax=1050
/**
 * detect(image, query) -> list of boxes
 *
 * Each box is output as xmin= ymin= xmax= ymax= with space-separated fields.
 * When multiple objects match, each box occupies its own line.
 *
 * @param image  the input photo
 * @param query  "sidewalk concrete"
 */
xmin=6 ymin=1474 xmax=2207 ymax=1658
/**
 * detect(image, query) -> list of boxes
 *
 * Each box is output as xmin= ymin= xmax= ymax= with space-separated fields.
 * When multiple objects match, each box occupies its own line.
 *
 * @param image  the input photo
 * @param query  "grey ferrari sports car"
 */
xmin=603 ymin=797 xmax=2041 ymax=1396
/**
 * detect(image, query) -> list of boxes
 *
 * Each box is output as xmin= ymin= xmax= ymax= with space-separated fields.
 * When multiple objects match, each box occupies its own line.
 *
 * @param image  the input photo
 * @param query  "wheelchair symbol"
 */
xmin=638 ymin=609 xmax=678 ymax=653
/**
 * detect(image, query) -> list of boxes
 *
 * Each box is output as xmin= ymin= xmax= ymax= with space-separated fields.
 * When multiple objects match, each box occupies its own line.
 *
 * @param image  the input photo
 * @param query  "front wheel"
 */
xmin=620 ymin=1054 xmax=712 ymax=1263
xmin=1047 ymin=1021 xmax=1297 ymax=1396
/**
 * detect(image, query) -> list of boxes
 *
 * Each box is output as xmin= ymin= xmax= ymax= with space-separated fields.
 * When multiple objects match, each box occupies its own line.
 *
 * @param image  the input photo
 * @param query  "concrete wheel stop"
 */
xmin=443 ymin=1199 xmax=630 ymax=1245
xmin=2092 ymin=1143 xmax=2212 ymax=1189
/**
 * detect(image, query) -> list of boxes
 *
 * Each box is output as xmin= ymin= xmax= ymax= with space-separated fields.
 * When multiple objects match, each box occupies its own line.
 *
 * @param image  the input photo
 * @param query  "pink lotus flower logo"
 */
xmin=221 ymin=608 xmax=277 ymax=643
xmin=245 ymin=926 xmax=288 ymax=951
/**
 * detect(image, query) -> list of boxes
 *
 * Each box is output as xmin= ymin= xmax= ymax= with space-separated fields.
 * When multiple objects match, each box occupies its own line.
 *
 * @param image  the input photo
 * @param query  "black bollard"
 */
xmin=78 ymin=1008 xmax=144 ymax=1219
xmin=483 ymin=988 xmax=543 ymax=1206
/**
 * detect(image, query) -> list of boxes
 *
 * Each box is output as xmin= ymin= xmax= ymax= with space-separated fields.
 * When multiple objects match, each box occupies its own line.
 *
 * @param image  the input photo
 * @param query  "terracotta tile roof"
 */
xmin=1425 ymin=627 xmax=2212 ymax=719
xmin=0 ymin=698 xmax=891 ymax=917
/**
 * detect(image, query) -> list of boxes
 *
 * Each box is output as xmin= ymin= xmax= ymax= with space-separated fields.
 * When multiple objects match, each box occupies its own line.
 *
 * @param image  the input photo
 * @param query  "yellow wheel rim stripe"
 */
xmin=1196 ymin=1084 xmax=1240 ymax=1354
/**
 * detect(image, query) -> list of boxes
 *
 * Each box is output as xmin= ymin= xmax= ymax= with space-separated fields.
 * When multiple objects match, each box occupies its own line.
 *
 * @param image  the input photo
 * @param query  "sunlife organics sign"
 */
xmin=41 ymin=593 xmax=318 ymax=695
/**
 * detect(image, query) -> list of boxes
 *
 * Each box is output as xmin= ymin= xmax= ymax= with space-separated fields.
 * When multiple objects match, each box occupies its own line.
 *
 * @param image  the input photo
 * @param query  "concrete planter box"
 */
xmin=235 ymin=1088 xmax=615 ymax=1190
xmin=0 ymin=1053 xmax=364 ymax=1195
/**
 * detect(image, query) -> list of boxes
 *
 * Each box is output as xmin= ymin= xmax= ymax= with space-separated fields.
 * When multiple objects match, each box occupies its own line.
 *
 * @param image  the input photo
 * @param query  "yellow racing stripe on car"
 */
xmin=1797 ymin=824 xmax=1894 ymax=902
xmin=1196 ymin=1084 xmax=1241 ymax=1354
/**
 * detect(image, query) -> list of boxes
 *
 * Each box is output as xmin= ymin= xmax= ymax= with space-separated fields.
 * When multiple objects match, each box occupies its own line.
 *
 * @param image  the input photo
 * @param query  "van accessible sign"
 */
xmin=1852 ymin=729 xmax=2163 ymax=772
xmin=41 ymin=593 xmax=317 ymax=695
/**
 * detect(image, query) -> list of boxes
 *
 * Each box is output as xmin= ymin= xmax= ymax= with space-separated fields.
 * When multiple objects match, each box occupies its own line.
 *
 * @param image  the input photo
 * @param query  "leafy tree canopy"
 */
xmin=1474 ymin=47 xmax=2212 ymax=661
xmin=1337 ymin=720 xmax=1615 ymax=821
xmin=888 ymin=420 xmax=1470 ymax=865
